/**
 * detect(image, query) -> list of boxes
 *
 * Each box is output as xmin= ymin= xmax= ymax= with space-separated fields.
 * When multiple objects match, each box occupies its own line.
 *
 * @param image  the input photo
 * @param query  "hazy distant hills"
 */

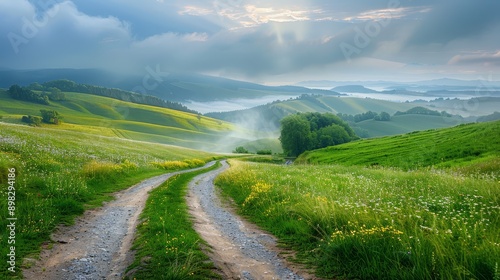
xmin=332 ymin=85 xmax=378 ymax=93
xmin=207 ymin=94 xmax=500 ymax=138
xmin=0 ymin=68 xmax=337 ymax=103
xmin=297 ymin=78 xmax=500 ymax=92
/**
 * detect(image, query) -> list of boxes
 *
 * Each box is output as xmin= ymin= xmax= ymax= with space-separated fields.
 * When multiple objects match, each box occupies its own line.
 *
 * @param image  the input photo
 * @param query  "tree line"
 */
xmin=36 ymin=80 xmax=198 ymax=114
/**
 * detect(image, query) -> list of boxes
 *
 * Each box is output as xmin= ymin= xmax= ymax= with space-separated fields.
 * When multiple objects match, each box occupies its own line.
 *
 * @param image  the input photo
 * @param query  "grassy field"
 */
xmin=215 ymin=159 xmax=500 ymax=279
xmin=0 ymin=123 xmax=216 ymax=278
xmin=297 ymin=121 xmax=500 ymax=171
xmin=273 ymin=96 xmax=416 ymax=115
xmin=215 ymin=122 xmax=500 ymax=279
xmin=0 ymin=89 xmax=241 ymax=151
xmin=356 ymin=114 xmax=466 ymax=138
xmin=128 ymin=162 xmax=222 ymax=279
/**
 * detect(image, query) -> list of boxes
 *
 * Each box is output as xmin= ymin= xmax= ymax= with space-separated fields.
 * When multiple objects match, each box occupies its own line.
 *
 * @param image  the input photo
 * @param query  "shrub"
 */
xmin=233 ymin=146 xmax=249 ymax=154
xmin=21 ymin=115 xmax=42 ymax=126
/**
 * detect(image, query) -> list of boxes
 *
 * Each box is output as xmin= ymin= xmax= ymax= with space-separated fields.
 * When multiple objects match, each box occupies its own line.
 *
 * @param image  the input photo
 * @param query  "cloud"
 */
xmin=1 ymin=1 xmax=131 ymax=67
xmin=406 ymin=0 xmax=500 ymax=46
xmin=0 ymin=0 xmax=499 ymax=83
xmin=449 ymin=51 xmax=500 ymax=66
xmin=343 ymin=6 xmax=431 ymax=22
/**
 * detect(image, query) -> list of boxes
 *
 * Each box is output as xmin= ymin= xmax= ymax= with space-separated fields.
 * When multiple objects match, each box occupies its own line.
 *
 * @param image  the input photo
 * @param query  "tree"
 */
xmin=8 ymin=84 xmax=50 ymax=105
xmin=379 ymin=112 xmax=391 ymax=121
xmin=280 ymin=112 xmax=358 ymax=157
xmin=40 ymin=110 xmax=62 ymax=124
xmin=48 ymin=88 xmax=66 ymax=101
xmin=21 ymin=115 xmax=42 ymax=126
xmin=280 ymin=114 xmax=311 ymax=157
xmin=233 ymin=146 xmax=249 ymax=154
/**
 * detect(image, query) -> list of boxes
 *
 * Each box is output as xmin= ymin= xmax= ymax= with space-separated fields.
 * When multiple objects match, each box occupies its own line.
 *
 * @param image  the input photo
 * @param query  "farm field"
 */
xmin=0 ymin=122 xmax=217 ymax=278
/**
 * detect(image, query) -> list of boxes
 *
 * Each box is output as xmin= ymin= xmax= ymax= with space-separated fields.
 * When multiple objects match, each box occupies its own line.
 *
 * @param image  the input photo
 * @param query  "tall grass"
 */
xmin=0 ymin=123 xmax=215 ymax=278
xmin=215 ymin=160 xmax=500 ymax=279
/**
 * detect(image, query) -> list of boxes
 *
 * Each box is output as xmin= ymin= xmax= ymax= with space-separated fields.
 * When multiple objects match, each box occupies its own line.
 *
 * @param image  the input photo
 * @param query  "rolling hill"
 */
xmin=206 ymin=95 xmax=473 ymax=138
xmin=296 ymin=120 xmax=500 ymax=171
xmin=0 ymin=88 xmax=249 ymax=152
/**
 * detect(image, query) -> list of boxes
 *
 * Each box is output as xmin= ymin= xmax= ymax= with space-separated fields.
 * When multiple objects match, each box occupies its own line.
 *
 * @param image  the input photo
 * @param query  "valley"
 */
xmin=1 ymin=78 xmax=499 ymax=279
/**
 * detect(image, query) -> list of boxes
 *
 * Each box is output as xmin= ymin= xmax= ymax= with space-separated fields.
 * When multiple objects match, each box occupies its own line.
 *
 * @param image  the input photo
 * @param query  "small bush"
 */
xmin=233 ymin=146 xmax=249 ymax=154
xmin=21 ymin=115 xmax=42 ymax=126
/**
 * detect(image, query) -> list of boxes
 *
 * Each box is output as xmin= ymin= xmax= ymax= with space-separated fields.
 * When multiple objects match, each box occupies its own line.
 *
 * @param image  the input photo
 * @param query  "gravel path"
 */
xmin=23 ymin=162 xmax=215 ymax=280
xmin=188 ymin=161 xmax=310 ymax=280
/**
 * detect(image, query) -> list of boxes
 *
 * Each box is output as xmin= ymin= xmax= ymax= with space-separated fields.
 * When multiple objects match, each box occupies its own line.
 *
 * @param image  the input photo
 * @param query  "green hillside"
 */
xmin=0 ymin=89 xmax=241 ymax=152
xmin=207 ymin=95 xmax=470 ymax=138
xmin=297 ymin=121 xmax=500 ymax=170
xmin=356 ymin=114 xmax=465 ymax=137
xmin=276 ymin=96 xmax=416 ymax=115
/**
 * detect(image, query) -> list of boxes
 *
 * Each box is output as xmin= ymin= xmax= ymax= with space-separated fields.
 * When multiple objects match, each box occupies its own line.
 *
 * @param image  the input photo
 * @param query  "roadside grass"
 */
xmin=127 ymin=162 xmax=222 ymax=280
xmin=0 ymin=123 xmax=216 ymax=279
xmin=215 ymin=160 xmax=500 ymax=279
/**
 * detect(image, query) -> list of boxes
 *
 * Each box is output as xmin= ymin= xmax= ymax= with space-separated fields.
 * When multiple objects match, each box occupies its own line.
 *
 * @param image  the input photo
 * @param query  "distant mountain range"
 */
xmin=0 ymin=68 xmax=337 ymax=103
xmin=297 ymin=78 xmax=500 ymax=92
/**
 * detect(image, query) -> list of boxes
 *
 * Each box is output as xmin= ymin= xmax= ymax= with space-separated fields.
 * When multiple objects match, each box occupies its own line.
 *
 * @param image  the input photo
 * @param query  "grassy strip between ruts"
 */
xmin=127 ymin=161 xmax=222 ymax=280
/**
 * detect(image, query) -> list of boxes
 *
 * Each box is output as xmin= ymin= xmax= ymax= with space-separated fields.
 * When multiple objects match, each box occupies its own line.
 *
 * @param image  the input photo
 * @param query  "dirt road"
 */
xmin=23 ymin=160 xmax=315 ymax=279
xmin=23 ymin=162 xmax=215 ymax=280
xmin=188 ymin=161 xmax=313 ymax=280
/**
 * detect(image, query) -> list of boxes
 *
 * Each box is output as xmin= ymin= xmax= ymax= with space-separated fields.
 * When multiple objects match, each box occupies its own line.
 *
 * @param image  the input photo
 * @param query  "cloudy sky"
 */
xmin=1 ymin=0 xmax=499 ymax=84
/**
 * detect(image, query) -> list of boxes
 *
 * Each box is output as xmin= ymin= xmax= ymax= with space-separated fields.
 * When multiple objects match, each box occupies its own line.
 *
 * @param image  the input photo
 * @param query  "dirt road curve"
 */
xmin=23 ymin=162 xmax=215 ymax=280
xmin=188 ymin=161 xmax=314 ymax=280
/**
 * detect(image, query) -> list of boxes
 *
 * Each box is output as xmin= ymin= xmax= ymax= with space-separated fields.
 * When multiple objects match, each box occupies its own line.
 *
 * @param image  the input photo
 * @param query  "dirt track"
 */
xmin=23 ymin=160 xmax=316 ymax=279
xmin=188 ymin=161 xmax=315 ymax=280
xmin=23 ymin=163 xmax=215 ymax=280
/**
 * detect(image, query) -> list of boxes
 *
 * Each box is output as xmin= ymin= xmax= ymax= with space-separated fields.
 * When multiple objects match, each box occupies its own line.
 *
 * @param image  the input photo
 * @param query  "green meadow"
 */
xmin=0 ymin=89 xmax=240 ymax=151
xmin=2 ymin=84 xmax=500 ymax=280
xmin=0 ymin=123 xmax=217 ymax=278
xmin=355 ymin=114 xmax=466 ymax=138
xmin=215 ymin=121 xmax=500 ymax=279
xmin=297 ymin=121 xmax=500 ymax=171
